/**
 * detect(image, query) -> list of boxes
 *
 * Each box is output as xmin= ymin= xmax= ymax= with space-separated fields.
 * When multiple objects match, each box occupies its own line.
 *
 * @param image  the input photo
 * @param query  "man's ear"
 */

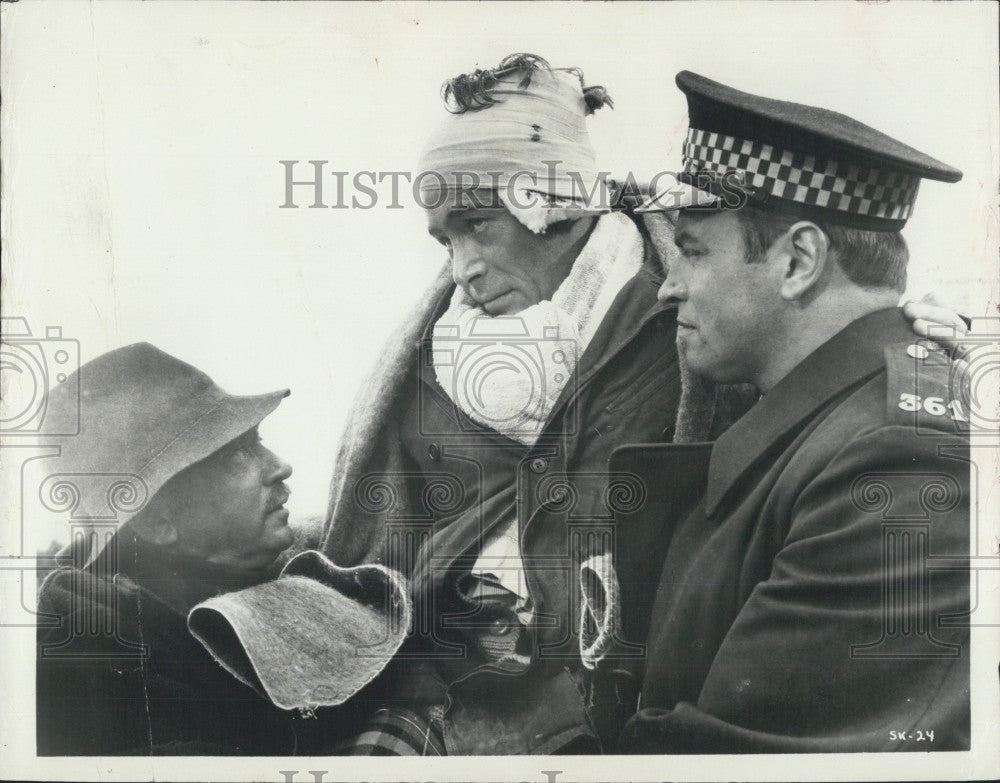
xmin=777 ymin=221 xmax=829 ymax=301
xmin=129 ymin=506 xmax=179 ymax=547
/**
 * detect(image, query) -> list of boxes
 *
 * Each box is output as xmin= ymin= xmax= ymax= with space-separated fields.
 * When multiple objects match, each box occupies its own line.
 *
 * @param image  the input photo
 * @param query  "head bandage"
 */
xmin=418 ymin=62 xmax=611 ymax=233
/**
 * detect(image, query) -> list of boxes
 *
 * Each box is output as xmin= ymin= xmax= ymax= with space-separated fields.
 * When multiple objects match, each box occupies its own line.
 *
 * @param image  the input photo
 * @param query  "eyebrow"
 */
xmin=673 ymin=227 xmax=701 ymax=248
xmin=427 ymin=205 xmax=498 ymax=236
xmin=452 ymin=203 xmax=503 ymax=216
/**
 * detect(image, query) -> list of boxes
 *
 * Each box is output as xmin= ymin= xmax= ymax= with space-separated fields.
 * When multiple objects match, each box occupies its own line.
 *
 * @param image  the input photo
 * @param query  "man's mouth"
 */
xmin=478 ymin=291 xmax=513 ymax=310
xmin=676 ymin=318 xmax=696 ymax=331
xmin=267 ymin=487 xmax=291 ymax=514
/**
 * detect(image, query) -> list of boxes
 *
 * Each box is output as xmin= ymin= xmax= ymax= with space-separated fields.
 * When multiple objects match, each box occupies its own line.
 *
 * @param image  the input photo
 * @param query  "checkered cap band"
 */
xmin=684 ymin=128 xmax=920 ymax=221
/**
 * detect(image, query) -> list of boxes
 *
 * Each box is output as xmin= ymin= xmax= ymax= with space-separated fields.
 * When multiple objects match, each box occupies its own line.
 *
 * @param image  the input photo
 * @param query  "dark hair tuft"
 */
xmin=442 ymin=53 xmax=552 ymax=114
xmin=440 ymin=53 xmax=613 ymax=116
xmin=582 ymin=85 xmax=614 ymax=115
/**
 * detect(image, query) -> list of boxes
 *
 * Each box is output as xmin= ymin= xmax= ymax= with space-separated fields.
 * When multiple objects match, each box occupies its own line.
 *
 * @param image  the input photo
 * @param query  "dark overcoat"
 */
xmin=36 ymin=532 xmax=300 ymax=755
xmin=614 ymin=308 xmax=971 ymax=753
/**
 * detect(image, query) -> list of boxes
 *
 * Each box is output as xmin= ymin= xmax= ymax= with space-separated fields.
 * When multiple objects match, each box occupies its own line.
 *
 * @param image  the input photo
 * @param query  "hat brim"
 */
xmin=188 ymin=550 xmax=411 ymax=711
xmin=635 ymin=179 xmax=723 ymax=213
xmin=146 ymin=388 xmax=290 ymax=492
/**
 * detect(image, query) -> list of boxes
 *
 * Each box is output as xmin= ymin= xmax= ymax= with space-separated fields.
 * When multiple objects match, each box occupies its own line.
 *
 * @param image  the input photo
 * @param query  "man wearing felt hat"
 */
xmin=614 ymin=72 xmax=971 ymax=752
xmin=36 ymin=343 xmax=410 ymax=755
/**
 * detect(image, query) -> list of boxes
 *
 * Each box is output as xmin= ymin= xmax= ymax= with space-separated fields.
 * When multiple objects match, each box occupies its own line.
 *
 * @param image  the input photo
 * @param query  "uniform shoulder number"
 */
xmin=897 ymin=393 xmax=967 ymax=421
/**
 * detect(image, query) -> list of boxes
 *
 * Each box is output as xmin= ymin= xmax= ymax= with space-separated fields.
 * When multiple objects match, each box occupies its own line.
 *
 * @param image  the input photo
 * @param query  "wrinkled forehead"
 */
xmin=423 ymin=187 xmax=506 ymax=228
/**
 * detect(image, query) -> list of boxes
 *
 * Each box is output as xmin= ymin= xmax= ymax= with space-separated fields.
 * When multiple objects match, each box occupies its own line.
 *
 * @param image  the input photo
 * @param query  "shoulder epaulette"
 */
xmin=885 ymin=340 xmax=969 ymax=435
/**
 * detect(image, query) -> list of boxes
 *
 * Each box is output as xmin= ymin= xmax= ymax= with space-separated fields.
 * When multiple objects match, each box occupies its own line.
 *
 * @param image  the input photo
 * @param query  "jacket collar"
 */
xmin=573 ymin=235 xmax=670 ymax=368
xmin=89 ymin=530 xmax=271 ymax=616
xmin=543 ymin=229 xmax=673 ymax=418
xmin=706 ymin=307 xmax=910 ymax=514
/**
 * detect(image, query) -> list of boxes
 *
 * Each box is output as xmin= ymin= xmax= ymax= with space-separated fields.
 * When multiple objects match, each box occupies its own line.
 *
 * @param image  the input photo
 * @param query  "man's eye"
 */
xmin=231 ymin=437 xmax=259 ymax=460
xmin=224 ymin=446 xmax=254 ymax=472
xmin=467 ymin=217 xmax=489 ymax=233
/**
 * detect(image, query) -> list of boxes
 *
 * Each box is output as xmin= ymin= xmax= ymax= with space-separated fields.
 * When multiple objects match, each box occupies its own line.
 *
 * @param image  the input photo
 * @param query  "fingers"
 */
xmin=903 ymin=304 xmax=974 ymax=363
xmin=914 ymin=293 xmax=974 ymax=330
xmin=916 ymin=291 xmax=947 ymax=307
xmin=902 ymin=299 xmax=970 ymax=336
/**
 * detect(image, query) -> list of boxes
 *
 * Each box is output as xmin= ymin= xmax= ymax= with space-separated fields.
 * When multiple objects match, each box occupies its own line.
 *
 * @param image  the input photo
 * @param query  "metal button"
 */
xmin=530 ymin=457 xmax=548 ymax=473
xmin=427 ymin=443 xmax=441 ymax=461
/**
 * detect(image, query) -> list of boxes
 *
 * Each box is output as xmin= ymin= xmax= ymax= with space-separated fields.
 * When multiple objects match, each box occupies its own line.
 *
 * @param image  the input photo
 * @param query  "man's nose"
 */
xmin=451 ymin=241 xmax=486 ymax=290
xmin=263 ymin=448 xmax=293 ymax=485
xmin=657 ymin=267 xmax=688 ymax=303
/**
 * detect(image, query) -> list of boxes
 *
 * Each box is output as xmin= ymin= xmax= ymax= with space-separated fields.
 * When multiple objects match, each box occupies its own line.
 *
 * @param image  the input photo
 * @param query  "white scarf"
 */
xmin=432 ymin=211 xmax=644 ymax=446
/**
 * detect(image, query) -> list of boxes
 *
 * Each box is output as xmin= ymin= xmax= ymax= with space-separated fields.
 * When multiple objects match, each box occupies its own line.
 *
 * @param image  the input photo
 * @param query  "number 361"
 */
xmin=898 ymin=393 xmax=966 ymax=420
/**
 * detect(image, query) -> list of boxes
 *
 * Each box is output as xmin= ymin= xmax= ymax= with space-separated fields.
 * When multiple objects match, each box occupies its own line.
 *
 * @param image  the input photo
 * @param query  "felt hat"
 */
xmin=189 ymin=549 xmax=412 ymax=712
xmin=41 ymin=342 xmax=288 ymax=554
xmin=640 ymin=71 xmax=962 ymax=230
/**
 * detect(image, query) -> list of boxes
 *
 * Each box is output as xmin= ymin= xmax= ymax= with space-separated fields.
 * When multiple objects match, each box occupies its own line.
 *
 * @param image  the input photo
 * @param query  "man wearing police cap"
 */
xmin=616 ymin=72 xmax=971 ymax=752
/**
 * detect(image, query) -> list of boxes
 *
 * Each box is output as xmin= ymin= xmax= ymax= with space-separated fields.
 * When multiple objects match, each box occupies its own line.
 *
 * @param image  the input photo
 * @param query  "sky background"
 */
xmin=3 ymin=0 xmax=998 ymax=519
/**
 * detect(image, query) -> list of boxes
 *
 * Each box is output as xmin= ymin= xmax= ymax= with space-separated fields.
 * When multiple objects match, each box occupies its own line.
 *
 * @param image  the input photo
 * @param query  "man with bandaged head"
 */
xmin=322 ymin=53 xmax=698 ymax=755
